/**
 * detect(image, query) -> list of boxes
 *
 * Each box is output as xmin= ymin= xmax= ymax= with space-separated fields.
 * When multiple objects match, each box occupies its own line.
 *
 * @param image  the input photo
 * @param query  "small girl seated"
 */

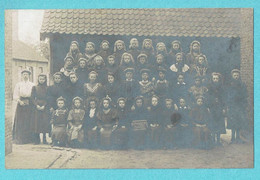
xmin=50 ymin=97 xmax=68 ymax=147
xmin=67 ymin=97 xmax=85 ymax=148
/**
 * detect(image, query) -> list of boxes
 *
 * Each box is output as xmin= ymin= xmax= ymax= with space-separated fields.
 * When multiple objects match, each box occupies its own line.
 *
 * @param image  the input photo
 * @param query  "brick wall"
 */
xmin=240 ymin=9 xmax=254 ymax=130
xmin=5 ymin=10 xmax=13 ymax=155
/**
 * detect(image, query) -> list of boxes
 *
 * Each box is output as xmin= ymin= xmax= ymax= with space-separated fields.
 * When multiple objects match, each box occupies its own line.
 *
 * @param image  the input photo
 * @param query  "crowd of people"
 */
xmin=13 ymin=38 xmax=248 ymax=150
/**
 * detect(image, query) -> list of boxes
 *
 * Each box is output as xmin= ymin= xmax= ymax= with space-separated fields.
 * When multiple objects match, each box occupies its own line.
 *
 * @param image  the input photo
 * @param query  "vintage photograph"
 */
xmin=5 ymin=9 xmax=253 ymax=169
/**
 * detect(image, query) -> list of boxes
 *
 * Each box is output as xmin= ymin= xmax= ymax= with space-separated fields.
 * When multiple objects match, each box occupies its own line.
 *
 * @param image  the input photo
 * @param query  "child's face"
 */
xmin=22 ymin=72 xmax=29 ymax=80
xmin=196 ymin=98 xmax=203 ymax=106
xmin=141 ymin=72 xmax=149 ymax=81
xmin=177 ymin=75 xmax=184 ymax=83
xmin=158 ymin=71 xmax=165 ymax=79
xmin=192 ymin=43 xmax=200 ymax=51
xmin=232 ymin=72 xmax=240 ymax=80
xmin=179 ymin=99 xmax=186 ymax=107
xmin=95 ymin=57 xmax=102 ymax=66
xmin=102 ymin=42 xmax=109 ymax=50
xmin=57 ymin=100 xmax=65 ymax=108
xmin=79 ymin=61 xmax=86 ymax=68
xmin=65 ymin=58 xmax=73 ymax=66
xmin=107 ymin=75 xmax=115 ymax=83
xmin=108 ymin=57 xmax=115 ymax=65
xmin=38 ymin=76 xmax=46 ymax=84
xmin=136 ymin=99 xmax=143 ymax=107
xmin=116 ymin=42 xmax=123 ymax=50
xmin=54 ymin=75 xmax=62 ymax=84
xmin=151 ymin=97 xmax=158 ymax=106
xmin=70 ymin=43 xmax=78 ymax=52
xmin=70 ymin=74 xmax=78 ymax=83
xmin=165 ymin=101 xmax=172 ymax=109
xmin=89 ymin=101 xmax=96 ymax=109
xmin=198 ymin=56 xmax=205 ymax=65
xmin=123 ymin=55 xmax=131 ymax=64
xmin=89 ymin=74 xmax=97 ymax=82
xmin=144 ymin=41 xmax=152 ymax=49
xmin=212 ymin=75 xmax=219 ymax=83
xmin=131 ymin=39 xmax=138 ymax=48
xmin=157 ymin=44 xmax=165 ymax=52
xmin=74 ymin=99 xmax=81 ymax=108
xmin=86 ymin=44 xmax=95 ymax=53
xmin=195 ymin=79 xmax=201 ymax=86
xmin=156 ymin=57 xmax=163 ymax=64
xmin=172 ymin=43 xmax=179 ymax=50
xmin=126 ymin=72 xmax=133 ymax=79
xmin=118 ymin=100 xmax=125 ymax=108
xmin=176 ymin=54 xmax=183 ymax=63
xmin=103 ymin=100 xmax=110 ymax=109
xmin=139 ymin=57 xmax=146 ymax=64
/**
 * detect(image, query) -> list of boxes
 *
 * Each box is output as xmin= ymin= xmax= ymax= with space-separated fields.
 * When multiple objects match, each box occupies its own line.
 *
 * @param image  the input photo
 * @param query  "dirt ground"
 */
xmin=6 ymin=130 xmax=253 ymax=169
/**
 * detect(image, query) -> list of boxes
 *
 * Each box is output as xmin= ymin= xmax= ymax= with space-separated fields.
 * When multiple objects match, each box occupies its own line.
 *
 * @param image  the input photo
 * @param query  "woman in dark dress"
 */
xmin=13 ymin=68 xmax=35 ymax=144
xmin=31 ymin=74 xmax=50 ymax=144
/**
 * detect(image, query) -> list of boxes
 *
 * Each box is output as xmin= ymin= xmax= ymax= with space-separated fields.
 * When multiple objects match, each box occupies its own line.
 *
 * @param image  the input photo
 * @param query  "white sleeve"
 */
xmin=13 ymin=83 xmax=20 ymax=101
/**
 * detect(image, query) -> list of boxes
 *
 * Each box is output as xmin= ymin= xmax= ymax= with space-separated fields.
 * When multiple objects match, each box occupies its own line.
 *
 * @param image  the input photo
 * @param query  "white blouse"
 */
xmin=13 ymin=80 xmax=35 ymax=101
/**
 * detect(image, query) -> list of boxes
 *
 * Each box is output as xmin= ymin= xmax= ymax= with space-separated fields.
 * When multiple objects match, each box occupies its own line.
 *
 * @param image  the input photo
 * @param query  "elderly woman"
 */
xmin=13 ymin=68 xmax=35 ymax=144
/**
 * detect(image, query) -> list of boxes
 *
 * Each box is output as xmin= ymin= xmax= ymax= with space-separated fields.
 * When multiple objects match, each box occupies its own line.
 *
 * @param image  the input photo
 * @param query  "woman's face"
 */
xmin=232 ymin=72 xmax=240 ymax=80
xmin=54 ymin=75 xmax=62 ymax=84
xmin=89 ymin=101 xmax=96 ymax=109
xmin=156 ymin=57 xmax=163 ymax=64
xmin=118 ymin=100 xmax=125 ymax=108
xmin=196 ymin=98 xmax=203 ymax=106
xmin=86 ymin=44 xmax=95 ymax=53
xmin=89 ymin=74 xmax=97 ymax=82
xmin=136 ymin=99 xmax=143 ymax=107
xmin=144 ymin=41 xmax=152 ymax=49
xmin=116 ymin=42 xmax=123 ymax=50
xmin=123 ymin=55 xmax=131 ymax=64
xmin=102 ymin=42 xmax=109 ymax=50
xmin=38 ymin=76 xmax=46 ymax=84
xmin=108 ymin=57 xmax=115 ymax=65
xmin=107 ymin=75 xmax=115 ymax=83
xmin=141 ymin=72 xmax=149 ymax=81
xmin=212 ymin=75 xmax=219 ymax=83
xmin=176 ymin=54 xmax=183 ymax=63
xmin=57 ymin=100 xmax=65 ymax=108
xmin=79 ymin=61 xmax=86 ymax=68
xmin=179 ymin=99 xmax=186 ymax=107
xmin=74 ymin=99 xmax=81 ymax=108
xmin=139 ymin=57 xmax=146 ymax=64
xmin=103 ymin=100 xmax=110 ymax=109
xmin=22 ymin=72 xmax=29 ymax=80
xmin=172 ymin=43 xmax=180 ymax=50
xmin=198 ymin=56 xmax=205 ymax=65
xmin=151 ymin=97 xmax=158 ymax=106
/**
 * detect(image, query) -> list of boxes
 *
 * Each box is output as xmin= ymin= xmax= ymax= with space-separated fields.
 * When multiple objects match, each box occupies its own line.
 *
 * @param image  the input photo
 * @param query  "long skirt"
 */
xmin=148 ymin=125 xmax=162 ymax=149
xmin=51 ymin=125 xmax=67 ymax=144
xmin=227 ymin=106 xmax=247 ymax=130
xmin=99 ymin=124 xmax=113 ymax=149
xmin=192 ymin=125 xmax=211 ymax=149
xmin=209 ymin=107 xmax=226 ymax=134
xmin=31 ymin=108 xmax=50 ymax=134
xmin=112 ymin=127 xmax=129 ymax=149
xmin=68 ymin=126 xmax=84 ymax=143
xmin=85 ymin=128 xmax=98 ymax=148
xmin=13 ymin=102 xmax=33 ymax=144
xmin=163 ymin=126 xmax=178 ymax=148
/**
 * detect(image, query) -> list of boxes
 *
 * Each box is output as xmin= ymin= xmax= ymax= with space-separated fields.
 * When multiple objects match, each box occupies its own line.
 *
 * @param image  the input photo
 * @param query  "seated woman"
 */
xmin=129 ymin=96 xmax=149 ymax=150
xmin=97 ymin=97 xmax=119 ymax=150
xmin=67 ymin=97 xmax=85 ymax=148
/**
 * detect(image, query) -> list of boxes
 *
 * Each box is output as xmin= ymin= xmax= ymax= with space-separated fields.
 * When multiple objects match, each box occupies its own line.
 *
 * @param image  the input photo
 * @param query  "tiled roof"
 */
xmin=40 ymin=9 xmax=241 ymax=38
xmin=12 ymin=40 xmax=48 ymax=62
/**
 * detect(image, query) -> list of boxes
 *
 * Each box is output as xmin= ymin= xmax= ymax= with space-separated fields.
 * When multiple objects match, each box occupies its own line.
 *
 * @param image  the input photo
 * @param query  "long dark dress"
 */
xmin=64 ymin=81 xmax=84 ymax=108
xmin=47 ymin=83 xmax=65 ymax=110
xmin=31 ymin=84 xmax=50 ymax=134
xmin=84 ymin=107 xmax=98 ymax=148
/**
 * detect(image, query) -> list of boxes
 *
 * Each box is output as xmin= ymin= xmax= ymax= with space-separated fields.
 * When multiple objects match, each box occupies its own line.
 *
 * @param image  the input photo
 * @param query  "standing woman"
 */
xmin=31 ymin=74 xmax=50 ymax=144
xmin=13 ymin=68 xmax=35 ymax=144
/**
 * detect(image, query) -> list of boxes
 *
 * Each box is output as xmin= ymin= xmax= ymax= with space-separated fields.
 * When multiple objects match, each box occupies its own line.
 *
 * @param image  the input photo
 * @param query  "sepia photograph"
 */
xmin=5 ymin=8 xmax=253 ymax=169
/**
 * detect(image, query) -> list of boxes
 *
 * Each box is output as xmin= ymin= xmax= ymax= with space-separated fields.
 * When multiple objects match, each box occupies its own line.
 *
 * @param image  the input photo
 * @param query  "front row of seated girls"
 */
xmin=50 ymin=93 xmax=214 ymax=150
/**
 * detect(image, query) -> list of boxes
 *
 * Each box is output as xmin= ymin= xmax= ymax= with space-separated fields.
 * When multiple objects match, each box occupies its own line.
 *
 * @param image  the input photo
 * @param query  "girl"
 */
xmin=168 ymin=40 xmax=182 ymax=65
xmin=97 ymin=97 xmax=119 ymax=149
xmin=66 ymin=41 xmax=83 ymax=65
xmin=169 ymin=52 xmax=190 ymax=82
xmin=75 ymin=58 xmax=88 ymax=87
xmin=153 ymin=54 xmax=168 ymax=73
xmin=226 ymin=69 xmax=248 ymax=144
xmin=154 ymin=67 xmax=169 ymax=102
xmin=113 ymin=40 xmax=126 ymax=66
xmin=119 ymin=52 xmax=135 ymax=78
xmin=84 ymin=42 xmax=97 ymax=71
xmin=191 ymin=54 xmax=209 ymax=84
xmin=67 ymin=97 xmax=85 ymax=148
xmin=136 ymin=53 xmax=152 ymax=80
xmin=186 ymin=40 xmax=201 ymax=67
xmin=83 ymin=71 xmax=103 ymax=105
xmin=207 ymin=72 xmax=226 ymax=146
xmin=13 ymin=68 xmax=35 ymax=144
xmin=130 ymin=96 xmax=149 ymax=150
xmin=31 ymin=74 xmax=50 ymax=144
xmin=189 ymin=76 xmax=208 ymax=105
xmin=172 ymin=73 xmax=189 ymax=102
xmin=106 ymin=55 xmax=119 ymax=81
xmin=128 ymin=38 xmax=140 ymax=62
xmin=50 ymin=96 xmax=68 ymax=147
xmin=103 ymin=73 xmax=120 ymax=104
xmin=97 ymin=40 xmax=111 ymax=62
xmin=93 ymin=55 xmax=106 ymax=84
xmin=60 ymin=55 xmax=76 ymax=87
xmin=141 ymin=39 xmax=155 ymax=64
xmin=156 ymin=42 xmax=169 ymax=65
xmin=84 ymin=97 xmax=99 ymax=149
xmin=191 ymin=96 xmax=212 ymax=149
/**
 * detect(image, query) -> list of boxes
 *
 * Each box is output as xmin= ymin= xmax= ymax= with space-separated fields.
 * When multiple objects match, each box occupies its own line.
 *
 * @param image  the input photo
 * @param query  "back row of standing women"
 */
xmin=13 ymin=38 xmax=248 ymax=150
